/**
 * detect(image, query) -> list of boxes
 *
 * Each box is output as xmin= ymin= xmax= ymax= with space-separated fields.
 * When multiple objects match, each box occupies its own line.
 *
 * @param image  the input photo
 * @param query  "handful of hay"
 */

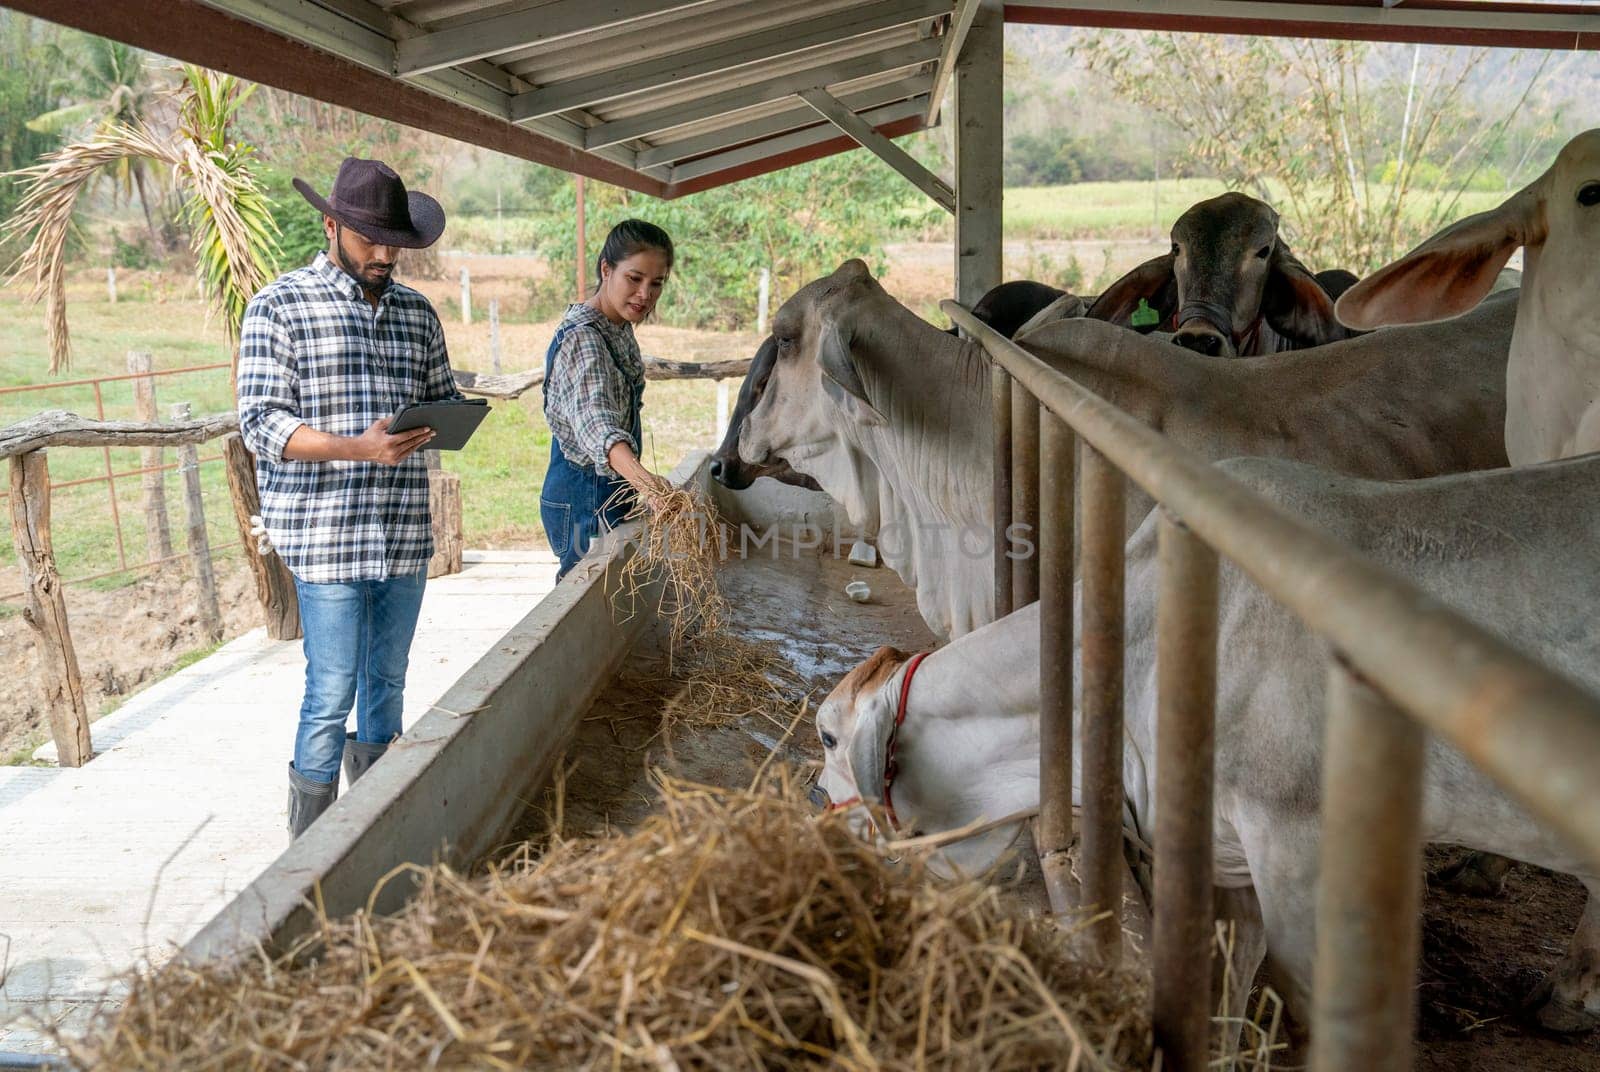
xmin=611 ymin=484 xmax=729 ymax=658
xmin=71 ymin=782 xmax=1150 ymax=1071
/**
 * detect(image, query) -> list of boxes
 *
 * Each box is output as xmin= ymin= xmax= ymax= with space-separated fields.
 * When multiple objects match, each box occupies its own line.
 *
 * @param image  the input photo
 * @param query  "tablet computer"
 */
xmin=388 ymin=398 xmax=491 ymax=451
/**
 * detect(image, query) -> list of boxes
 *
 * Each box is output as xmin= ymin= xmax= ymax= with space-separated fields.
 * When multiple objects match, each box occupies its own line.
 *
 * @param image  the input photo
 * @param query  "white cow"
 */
xmin=736 ymin=260 xmax=1513 ymax=641
xmin=1338 ymin=128 xmax=1600 ymax=465
xmin=815 ymin=452 xmax=1600 ymax=1034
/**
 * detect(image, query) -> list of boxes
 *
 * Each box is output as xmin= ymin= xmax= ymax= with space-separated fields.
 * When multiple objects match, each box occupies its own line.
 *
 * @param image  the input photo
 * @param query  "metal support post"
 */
xmin=1080 ymin=442 xmax=1127 ymax=964
xmin=1153 ymin=511 xmax=1218 ymax=1072
xmin=1037 ymin=410 xmax=1076 ymax=914
xmin=1312 ymin=659 xmax=1425 ymax=1072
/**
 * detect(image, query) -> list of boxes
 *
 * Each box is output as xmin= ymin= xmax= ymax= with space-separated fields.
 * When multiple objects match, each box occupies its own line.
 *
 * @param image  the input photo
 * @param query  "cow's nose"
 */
xmin=709 ymin=457 xmax=725 ymax=481
xmin=1173 ymin=330 xmax=1225 ymax=357
xmin=807 ymin=784 xmax=830 ymax=810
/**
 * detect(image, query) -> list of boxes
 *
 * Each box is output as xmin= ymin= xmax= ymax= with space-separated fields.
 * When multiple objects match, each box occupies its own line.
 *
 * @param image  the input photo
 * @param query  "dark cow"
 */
xmin=943 ymin=279 xmax=1067 ymax=339
xmin=1087 ymin=192 xmax=1357 ymax=357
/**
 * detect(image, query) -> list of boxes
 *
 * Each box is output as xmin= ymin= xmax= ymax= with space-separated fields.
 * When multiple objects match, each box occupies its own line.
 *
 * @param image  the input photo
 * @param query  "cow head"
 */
xmin=710 ymin=336 xmax=822 ymax=491
xmin=1087 ymin=192 xmax=1350 ymax=356
xmin=814 ymin=645 xmax=1031 ymax=879
xmin=739 ymin=259 xmax=889 ymax=471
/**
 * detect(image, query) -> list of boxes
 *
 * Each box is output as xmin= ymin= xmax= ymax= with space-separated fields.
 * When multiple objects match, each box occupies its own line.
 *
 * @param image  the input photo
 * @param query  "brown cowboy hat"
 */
xmin=293 ymin=157 xmax=445 ymax=249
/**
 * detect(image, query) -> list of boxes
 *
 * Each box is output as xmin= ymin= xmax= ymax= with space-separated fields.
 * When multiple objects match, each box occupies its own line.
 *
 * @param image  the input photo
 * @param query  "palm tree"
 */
xmin=27 ymin=37 xmax=168 ymax=247
xmin=3 ymin=66 xmax=279 ymax=375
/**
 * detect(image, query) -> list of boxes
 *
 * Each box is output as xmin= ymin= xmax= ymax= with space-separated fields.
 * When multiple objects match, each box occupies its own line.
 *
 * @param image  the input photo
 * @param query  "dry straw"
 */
xmin=608 ymin=484 xmax=730 ymax=661
xmin=69 ymin=779 xmax=1151 ymax=1072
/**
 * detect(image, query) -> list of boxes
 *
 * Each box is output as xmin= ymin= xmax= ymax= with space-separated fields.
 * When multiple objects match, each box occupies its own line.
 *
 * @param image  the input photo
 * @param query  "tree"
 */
xmin=1072 ymin=33 xmax=1559 ymax=272
xmin=27 ymin=35 xmax=170 ymax=248
xmin=3 ymin=66 xmax=279 ymax=374
xmin=526 ymin=151 xmax=936 ymax=329
xmin=0 ymin=13 xmax=73 ymax=249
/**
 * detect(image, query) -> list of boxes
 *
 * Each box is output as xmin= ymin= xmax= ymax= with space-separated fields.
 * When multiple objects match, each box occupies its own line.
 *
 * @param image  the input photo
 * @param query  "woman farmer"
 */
xmin=540 ymin=219 xmax=674 ymax=578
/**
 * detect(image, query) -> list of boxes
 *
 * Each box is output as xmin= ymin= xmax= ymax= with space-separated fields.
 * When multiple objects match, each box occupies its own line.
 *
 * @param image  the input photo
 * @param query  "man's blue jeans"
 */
xmin=291 ymin=570 xmax=427 ymax=784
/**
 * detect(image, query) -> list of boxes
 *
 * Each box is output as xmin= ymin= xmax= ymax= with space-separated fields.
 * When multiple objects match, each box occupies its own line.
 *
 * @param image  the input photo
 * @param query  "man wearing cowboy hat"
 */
xmin=237 ymin=157 xmax=461 ymax=839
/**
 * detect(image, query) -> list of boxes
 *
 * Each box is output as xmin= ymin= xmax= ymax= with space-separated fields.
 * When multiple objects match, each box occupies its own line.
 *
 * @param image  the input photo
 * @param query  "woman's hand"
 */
xmin=607 ymin=440 xmax=670 ymax=509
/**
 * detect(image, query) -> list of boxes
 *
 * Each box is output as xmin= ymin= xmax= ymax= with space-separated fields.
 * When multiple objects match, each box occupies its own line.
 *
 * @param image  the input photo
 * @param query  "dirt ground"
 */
xmin=1417 ymin=849 xmax=1600 ymax=1071
xmin=0 ymin=557 xmax=259 ymax=760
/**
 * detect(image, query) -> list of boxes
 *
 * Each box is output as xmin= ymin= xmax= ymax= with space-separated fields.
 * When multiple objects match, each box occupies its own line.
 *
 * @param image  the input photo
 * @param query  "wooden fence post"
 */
xmin=489 ymin=298 xmax=501 ymax=373
xmin=459 ymin=266 xmax=472 ymax=325
xmin=426 ymin=450 xmax=463 ymax=578
xmin=172 ymin=402 xmax=222 ymax=643
xmin=127 ymin=351 xmax=173 ymax=561
xmin=8 ymin=451 xmax=91 ymax=766
xmin=222 ymin=433 xmax=300 ymax=640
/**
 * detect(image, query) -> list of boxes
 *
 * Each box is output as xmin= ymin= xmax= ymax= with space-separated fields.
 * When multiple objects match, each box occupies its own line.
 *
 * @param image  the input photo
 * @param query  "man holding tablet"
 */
xmin=238 ymin=157 xmax=461 ymax=839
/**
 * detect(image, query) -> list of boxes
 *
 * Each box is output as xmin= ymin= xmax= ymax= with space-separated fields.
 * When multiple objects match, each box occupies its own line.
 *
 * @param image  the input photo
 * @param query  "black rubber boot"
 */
xmin=341 ymin=732 xmax=389 ymax=786
xmin=287 ymin=761 xmax=337 ymax=839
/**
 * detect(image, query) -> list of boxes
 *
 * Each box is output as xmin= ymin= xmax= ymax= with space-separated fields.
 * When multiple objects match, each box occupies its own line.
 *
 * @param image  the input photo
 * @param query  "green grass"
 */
xmin=1003 ymin=179 xmax=1506 ymax=242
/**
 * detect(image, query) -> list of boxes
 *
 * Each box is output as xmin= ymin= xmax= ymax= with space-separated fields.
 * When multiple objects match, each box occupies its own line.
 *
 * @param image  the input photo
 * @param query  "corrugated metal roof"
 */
xmin=4 ymin=0 xmax=1596 ymax=199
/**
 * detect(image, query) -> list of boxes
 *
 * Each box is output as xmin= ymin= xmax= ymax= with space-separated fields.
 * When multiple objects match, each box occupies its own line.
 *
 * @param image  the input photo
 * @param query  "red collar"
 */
xmin=881 ymin=651 xmax=930 ymax=831
xmin=826 ymin=651 xmax=930 ymax=833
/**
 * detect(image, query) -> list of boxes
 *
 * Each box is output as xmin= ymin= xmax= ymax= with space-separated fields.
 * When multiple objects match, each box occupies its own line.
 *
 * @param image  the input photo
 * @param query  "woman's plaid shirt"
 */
xmin=543 ymin=303 xmax=645 ymax=478
xmin=237 ymin=253 xmax=460 ymax=583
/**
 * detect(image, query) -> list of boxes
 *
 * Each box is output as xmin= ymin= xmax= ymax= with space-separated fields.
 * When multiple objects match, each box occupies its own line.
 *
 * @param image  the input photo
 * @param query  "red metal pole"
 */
xmin=93 ymin=381 xmax=129 ymax=571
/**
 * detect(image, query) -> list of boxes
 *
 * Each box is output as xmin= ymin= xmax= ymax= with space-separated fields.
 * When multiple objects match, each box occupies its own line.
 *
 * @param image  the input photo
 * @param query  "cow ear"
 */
xmin=1263 ymin=243 xmax=1349 ymax=347
xmin=1336 ymin=188 xmax=1546 ymax=330
xmin=1085 ymin=254 xmax=1178 ymax=331
xmin=818 ymin=321 xmax=886 ymax=425
xmin=845 ymin=688 xmax=895 ymax=806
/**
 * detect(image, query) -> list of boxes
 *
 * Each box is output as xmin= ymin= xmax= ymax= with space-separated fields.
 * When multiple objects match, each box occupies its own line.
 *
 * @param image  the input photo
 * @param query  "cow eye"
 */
xmin=820 ymin=730 xmax=837 ymax=749
xmin=1579 ymin=182 xmax=1600 ymax=207
xmin=1169 ymin=243 xmax=1179 ymax=256
xmin=1255 ymin=244 xmax=1272 ymax=259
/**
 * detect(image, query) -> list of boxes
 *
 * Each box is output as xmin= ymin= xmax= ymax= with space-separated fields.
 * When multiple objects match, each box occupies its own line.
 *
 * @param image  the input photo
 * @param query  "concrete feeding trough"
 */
xmin=184 ymin=451 xmax=935 ymax=965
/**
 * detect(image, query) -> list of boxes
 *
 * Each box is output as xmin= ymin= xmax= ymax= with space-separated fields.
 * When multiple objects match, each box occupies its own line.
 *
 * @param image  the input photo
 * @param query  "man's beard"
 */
xmin=333 ymin=224 xmax=394 ymax=296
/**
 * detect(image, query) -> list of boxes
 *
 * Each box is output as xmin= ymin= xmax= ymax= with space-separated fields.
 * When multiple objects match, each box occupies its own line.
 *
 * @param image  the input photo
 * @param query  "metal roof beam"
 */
xmin=1006 ymin=1 xmax=1600 ymax=50
xmin=799 ymin=88 xmax=953 ymax=213
xmin=926 ymin=0 xmax=983 ymax=124
xmin=669 ymin=95 xmax=933 ymax=183
xmin=635 ymin=75 xmax=932 ymax=169
xmin=395 ymin=0 xmax=714 ymax=78
xmin=509 ymin=0 xmax=949 ymax=123
xmin=585 ymin=36 xmax=944 ymax=151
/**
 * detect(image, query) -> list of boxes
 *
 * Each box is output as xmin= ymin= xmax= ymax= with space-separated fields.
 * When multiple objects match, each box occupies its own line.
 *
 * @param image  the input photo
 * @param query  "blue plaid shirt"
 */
xmin=237 ymin=252 xmax=460 ymax=584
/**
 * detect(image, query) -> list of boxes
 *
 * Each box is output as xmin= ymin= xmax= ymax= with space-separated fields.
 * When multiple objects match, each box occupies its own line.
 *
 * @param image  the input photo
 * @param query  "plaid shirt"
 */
xmin=237 ymin=252 xmax=461 ymax=583
xmin=543 ymin=303 xmax=645 ymax=478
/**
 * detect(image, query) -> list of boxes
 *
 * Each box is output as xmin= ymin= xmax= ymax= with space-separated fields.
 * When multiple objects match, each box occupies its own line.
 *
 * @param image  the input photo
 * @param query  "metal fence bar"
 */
xmin=1311 ymin=658 xmax=1424 ymax=1072
xmin=1153 ymin=512 xmax=1218 ymax=1072
xmin=1037 ymin=408 xmax=1076 ymax=915
xmin=0 ymin=455 xmax=225 ymax=501
xmin=1079 ymin=441 xmax=1127 ymax=965
xmin=0 ymin=361 xmax=231 ymax=396
xmin=991 ymin=366 xmax=1013 ymax=616
xmin=91 ymin=381 xmax=129 ymax=571
xmin=1012 ymin=386 xmax=1041 ymax=607
xmin=0 ymin=540 xmax=244 ymax=604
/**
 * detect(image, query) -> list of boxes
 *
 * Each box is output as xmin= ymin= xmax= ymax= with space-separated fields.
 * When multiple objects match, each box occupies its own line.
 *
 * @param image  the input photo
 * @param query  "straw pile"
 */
xmin=70 ymin=781 xmax=1151 ymax=1072
xmin=611 ymin=485 xmax=729 ymax=658
xmin=607 ymin=633 xmax=808 ymax=737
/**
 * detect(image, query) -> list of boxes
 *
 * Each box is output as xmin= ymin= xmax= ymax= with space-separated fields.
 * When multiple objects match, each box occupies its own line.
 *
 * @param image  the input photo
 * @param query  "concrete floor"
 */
xmin=0 ymin=550 xmax=558 ymax=1054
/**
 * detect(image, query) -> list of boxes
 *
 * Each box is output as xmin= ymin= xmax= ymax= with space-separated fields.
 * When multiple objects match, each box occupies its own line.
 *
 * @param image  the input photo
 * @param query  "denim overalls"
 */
xmin=539 ymin=320 xmax=644 ymax=579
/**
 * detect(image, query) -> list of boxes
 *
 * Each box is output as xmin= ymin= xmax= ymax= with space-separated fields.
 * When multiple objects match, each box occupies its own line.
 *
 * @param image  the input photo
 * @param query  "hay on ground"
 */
xmin=70 ymin=781 xmax=1151 ymax=1072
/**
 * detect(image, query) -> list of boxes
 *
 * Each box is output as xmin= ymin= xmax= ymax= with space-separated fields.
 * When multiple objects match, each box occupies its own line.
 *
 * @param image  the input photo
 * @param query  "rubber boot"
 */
xmin=341 ymin=732 xmax=389 ymax=786
xmin=287 ymin=761 xmax=337 ymax=838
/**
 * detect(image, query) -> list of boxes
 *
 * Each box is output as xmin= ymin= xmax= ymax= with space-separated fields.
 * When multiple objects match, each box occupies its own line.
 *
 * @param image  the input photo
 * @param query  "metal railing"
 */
xmin=944 ymin=299 xmax=1600 ymax=1072
xmin=0 ymin=361 xmax=234 ymax=596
